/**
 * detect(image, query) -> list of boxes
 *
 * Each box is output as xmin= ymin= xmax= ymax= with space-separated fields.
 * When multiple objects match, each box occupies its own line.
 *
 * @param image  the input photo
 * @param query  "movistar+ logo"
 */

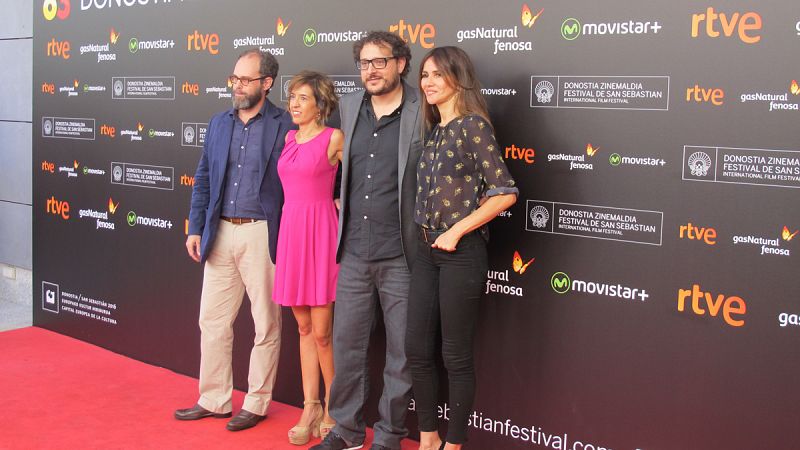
xmin=551 ymin=271 xmax=649 ymax=301
xmin=303 ymin=29 xmax=317 ymax=47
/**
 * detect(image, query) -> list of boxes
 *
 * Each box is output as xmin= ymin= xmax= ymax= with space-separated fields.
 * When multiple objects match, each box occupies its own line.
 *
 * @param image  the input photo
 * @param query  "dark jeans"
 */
xmin=405 ymin=232 xmax=488 ymax=444
xmin=329 ymin=251 xmax=412 ymax=449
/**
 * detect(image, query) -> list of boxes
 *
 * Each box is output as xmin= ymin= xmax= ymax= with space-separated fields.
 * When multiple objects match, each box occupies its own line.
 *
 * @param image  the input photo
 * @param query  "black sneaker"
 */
xmin=310 ymin=431 xmax=364 ymax=450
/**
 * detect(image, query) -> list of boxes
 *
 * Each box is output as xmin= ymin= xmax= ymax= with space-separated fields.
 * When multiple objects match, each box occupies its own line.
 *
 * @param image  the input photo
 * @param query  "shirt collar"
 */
xmin=362 ymin=85 xmax=406 ymax=117
xmin=228 ymin=97 xmax=269 ymax=121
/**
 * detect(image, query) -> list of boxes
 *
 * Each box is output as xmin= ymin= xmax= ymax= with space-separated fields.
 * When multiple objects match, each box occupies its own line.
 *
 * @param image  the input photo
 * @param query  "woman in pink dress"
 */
xmin=272 ymin=71 xmax=343 ymax=445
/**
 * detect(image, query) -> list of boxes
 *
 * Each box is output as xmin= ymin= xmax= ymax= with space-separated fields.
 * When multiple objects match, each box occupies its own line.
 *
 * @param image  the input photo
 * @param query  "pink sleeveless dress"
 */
xmin=273 ymin=128 xmax=339 ymax=306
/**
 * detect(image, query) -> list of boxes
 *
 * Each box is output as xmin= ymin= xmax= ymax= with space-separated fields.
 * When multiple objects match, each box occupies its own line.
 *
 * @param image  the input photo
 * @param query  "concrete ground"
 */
xmin=0 ymin=265 xmax=32 ymax=332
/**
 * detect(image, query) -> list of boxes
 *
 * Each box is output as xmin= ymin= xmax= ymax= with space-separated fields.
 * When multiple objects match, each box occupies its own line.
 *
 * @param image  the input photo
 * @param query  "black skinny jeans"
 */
xmin=405 ymin=232 xmax=488 ymax=444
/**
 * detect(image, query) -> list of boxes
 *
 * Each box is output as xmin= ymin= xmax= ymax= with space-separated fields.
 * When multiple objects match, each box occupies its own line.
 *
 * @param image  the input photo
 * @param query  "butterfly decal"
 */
xmin=513 ymin=251 xmax=534 ymax=274
xmin=522 ymin=4 xmax=543 ymax=28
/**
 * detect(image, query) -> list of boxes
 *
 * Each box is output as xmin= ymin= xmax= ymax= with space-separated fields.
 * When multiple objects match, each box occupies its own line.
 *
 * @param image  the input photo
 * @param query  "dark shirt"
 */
xmin=415 ymin=115 xmax=518 ymax=232
xmin=344 ymin=94 xmax=404 ymax=260
xmin=220 ymin=103 xmax=267 ymax=219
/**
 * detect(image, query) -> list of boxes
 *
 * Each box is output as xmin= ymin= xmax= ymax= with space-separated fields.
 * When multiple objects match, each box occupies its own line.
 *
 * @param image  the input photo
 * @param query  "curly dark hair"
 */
xmin=352 ymin=30 xmax=412 ymax=78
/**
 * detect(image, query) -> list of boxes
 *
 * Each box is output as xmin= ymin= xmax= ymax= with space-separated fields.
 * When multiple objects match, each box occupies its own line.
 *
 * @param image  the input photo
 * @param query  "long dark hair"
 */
xmin=418 ymin=46 xmax=491 ymax=131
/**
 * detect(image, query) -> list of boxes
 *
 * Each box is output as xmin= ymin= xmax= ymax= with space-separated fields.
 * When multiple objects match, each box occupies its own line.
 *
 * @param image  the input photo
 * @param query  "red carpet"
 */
xmin=0 ymin=327 xmax=418 ymax=449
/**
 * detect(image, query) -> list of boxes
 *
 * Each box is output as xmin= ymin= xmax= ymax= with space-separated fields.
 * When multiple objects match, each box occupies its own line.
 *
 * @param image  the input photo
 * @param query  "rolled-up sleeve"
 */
xmin=461 ymin=116 xmax=519 ymax=198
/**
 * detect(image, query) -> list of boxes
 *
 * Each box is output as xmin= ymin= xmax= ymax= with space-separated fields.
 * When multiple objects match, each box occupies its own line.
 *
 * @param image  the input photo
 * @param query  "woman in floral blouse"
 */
xmin=405 ymin=46 xmax=518 ymax=450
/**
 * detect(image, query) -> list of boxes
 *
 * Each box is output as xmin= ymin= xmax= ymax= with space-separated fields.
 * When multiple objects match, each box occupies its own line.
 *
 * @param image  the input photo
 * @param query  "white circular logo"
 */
xmin=535 ymin=81 xmax=555 ymax=103
xmin=113 ymin=79 xmax=124 ymax=97
xmin=529 ymin=205 xmax=550 ymax=228
xmin=183 ymin=125 xmax=195 ymax=144
xmin=43 ymin=119 xmax=53 ymax=135
xmin=687 ymin=152 xmax=712 ymax=177
xmin=113 ymin=165 xmax=123 ymax=182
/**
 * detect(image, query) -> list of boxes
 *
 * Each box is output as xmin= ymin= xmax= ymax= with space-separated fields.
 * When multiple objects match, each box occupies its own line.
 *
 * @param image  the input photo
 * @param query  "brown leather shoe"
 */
xmin=226 ymin=409 xmax=266 ymax=431
xmin=174 ymin=404 xmax=232 ymax=420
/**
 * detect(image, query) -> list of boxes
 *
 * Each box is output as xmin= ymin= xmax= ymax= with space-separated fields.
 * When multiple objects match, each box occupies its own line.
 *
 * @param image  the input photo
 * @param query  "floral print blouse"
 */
xmin=414 ymin=114 xmax=518 ymax=232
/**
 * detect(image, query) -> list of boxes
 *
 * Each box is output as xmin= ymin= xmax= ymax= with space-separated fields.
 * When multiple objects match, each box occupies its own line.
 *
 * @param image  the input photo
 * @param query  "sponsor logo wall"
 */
xmin=33 ymin=1 xmax=798 ymax=448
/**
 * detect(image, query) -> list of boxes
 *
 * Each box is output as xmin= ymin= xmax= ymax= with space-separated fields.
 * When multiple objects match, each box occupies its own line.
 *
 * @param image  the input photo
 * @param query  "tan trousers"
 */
xmin=197 ymin=220 xmax=282 ymax=416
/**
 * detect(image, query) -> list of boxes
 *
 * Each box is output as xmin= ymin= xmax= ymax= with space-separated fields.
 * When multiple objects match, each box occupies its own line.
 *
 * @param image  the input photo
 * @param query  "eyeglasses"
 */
xmin=355 ymin=57 xmax=396 ymax=70
xmin=228 ymin=75 xmax=268 ymax=86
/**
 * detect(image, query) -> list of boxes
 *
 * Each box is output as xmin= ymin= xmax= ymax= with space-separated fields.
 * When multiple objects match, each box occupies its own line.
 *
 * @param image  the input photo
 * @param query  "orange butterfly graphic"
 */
xmin=108 ymin=197 xmax=119 ymax=214
xmin=513 ymin=251 xmax=534 ymax=274
xmin=521 ymin=4 xmax=543 ymax=28
xmin=277 ymin=17 xmax=292 ymax=36
xmin=782 ymin=226 xmax=798 ymax=241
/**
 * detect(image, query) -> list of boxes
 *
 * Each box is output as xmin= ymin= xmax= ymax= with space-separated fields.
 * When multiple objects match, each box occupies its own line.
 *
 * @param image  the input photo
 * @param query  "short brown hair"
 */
xmin=286 ymin=70 xmax=339 ymax=123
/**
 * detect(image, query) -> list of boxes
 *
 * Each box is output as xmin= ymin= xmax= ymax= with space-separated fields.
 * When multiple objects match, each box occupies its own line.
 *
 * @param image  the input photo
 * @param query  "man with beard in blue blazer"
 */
xmin=175 ymin=49 xmax=293 ymax=432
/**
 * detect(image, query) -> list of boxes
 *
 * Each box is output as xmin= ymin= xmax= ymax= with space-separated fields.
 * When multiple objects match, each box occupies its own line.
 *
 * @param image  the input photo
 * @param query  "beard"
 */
xmin=232 ymin=89 xmax=263 ymax=110
xmin=363 ymin=73 xmax=401 ymax=97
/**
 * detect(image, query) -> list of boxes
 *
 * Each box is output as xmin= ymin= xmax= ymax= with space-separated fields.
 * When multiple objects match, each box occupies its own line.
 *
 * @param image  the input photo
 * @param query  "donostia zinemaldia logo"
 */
xmin=302 ymin=28 xmax=317 ymax=47
xmin=129 ymin=38 xmax=139 ymax=53
xmin=609 ymin=153 xmax=622 ymax=166
xmin=127 ymin=211 xmax=137 ymax=226
xmin=183 ymin=125 xmax=195 ymax=144
xmin=687 ymin=151 xmax=712 ymax=177
xmin=283 ymin=79 xmax=291 ymax=98
xmin=529 ymin=205 xmax=550 ymax=228
xmin=113 ymin=164 xmax=123 ymax=182
xmin=551 ymin=272 xmax=571 ymax=294
xmin=561 ymin=18 xmax=581 ymax=40
xmin=534 ymin=80 xmax=554 ymax=103
xmin=43 ymin=119 xmax=53 ymax=135
xmin=113 ymin=79 xmax=124 ymax=97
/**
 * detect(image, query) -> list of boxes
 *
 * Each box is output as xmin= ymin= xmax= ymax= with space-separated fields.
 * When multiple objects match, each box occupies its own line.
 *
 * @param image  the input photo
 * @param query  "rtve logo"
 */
xmin=42 ymin=0 xmax=70 ymax=21
xmin=686 ymin=84 xmax=724 ymax=106
xmin=100 ymin=124 xmax=116 ymax=138
xmin=678 ymin=283 xmax=746 ymax=327
xmin=505 ymin=144 xmax=535 ymax=164
xmin=388 ymin=20 xmax=435 ymax=48
xmin=679 ymin=222 xmax=717 ymax=245
xmin=181 ymin=81 xmax=199 ymax=96
xmin=690 ymin=7 xmax=762 ymax=44
xmin=41 ymin=82 xmax=55 ymax=94
xmin=180 ymin=174 xmax=195 ymax=186
xmin=46 ymin=195 xmax=70 ymax=220
xmin=41 ymin=160 xmax=55 ymax=173
xmin=46 ymin=38 xmax=71 ymax=59
xmin=187 ymin=30 xmax=219 ymax=55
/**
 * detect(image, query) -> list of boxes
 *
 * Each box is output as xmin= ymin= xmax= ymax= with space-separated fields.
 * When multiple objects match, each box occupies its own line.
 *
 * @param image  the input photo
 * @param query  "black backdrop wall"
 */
xmin=33 ymin=0 xmax=800 ymax=448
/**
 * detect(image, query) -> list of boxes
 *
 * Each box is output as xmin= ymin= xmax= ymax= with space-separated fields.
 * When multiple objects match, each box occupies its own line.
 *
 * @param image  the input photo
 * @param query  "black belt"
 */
xmin=419 ymin=227 xmax=446 ymax=244
xmin=220 ymin=216 xmax=258 ymax=224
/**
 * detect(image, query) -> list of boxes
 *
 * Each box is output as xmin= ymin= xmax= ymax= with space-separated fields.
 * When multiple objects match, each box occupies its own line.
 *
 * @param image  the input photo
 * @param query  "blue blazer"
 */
xmin=188 ymin=99 xmax=294 ymax=264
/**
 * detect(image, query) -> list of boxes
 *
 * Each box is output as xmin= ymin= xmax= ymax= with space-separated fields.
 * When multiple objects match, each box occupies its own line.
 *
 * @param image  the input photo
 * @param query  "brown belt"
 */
xmin=220 ymin=216 xmax=258 ymax=225
xmin=419 ymin=227 xmax=446 ymax=244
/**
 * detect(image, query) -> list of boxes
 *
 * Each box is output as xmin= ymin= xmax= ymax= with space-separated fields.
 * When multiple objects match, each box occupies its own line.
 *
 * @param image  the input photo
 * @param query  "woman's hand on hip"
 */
xmin=431 ymin=229 xmax=461 ymax=252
